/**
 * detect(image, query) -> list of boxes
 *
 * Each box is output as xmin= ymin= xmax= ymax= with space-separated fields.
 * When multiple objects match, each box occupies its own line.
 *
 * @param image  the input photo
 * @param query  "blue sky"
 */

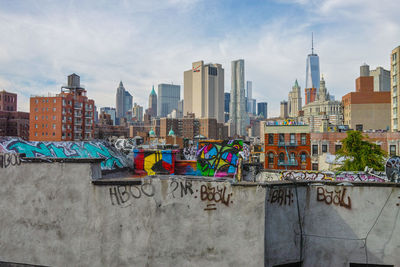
xmin=0 ymin=0 xmax=399 ymax=116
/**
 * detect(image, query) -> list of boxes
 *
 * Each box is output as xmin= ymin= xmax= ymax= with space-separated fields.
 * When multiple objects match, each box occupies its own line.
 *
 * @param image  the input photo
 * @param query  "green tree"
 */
xmin=335 ymin=130 xmax=387 ymax=171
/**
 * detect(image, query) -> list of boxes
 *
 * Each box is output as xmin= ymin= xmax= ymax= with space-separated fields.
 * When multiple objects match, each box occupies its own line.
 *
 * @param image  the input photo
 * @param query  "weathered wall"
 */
xmin=1 ymin=161 xmax=399 ymax=266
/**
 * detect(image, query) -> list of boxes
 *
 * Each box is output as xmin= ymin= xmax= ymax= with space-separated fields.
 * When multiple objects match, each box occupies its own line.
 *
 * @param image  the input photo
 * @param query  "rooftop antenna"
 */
xmin=311 ymin=32 xmax=314 ymax=54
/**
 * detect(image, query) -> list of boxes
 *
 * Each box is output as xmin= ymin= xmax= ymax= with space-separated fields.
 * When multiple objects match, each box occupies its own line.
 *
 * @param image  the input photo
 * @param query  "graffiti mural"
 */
xmin=280 ymin=170 xmax=386 ymax=182
xmin=133 ymin=149 xmax=177 ymax=176
xmin=174 ymin=160 xmax=198 ymax=176
xmin=386 ymin=156 xmax=400 ymax=183
xmin=0 ymin=137 xmax=130 ymax=171
xmin=196 ymin=140 xmax=243 ymax=178
xmin=281 ymin=171 xmax=333 ymax=181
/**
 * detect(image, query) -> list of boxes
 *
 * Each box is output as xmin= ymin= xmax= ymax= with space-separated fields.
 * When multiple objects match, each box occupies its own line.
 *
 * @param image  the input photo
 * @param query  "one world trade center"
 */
xmin=305 ymin=33 xmax=320 ymax=104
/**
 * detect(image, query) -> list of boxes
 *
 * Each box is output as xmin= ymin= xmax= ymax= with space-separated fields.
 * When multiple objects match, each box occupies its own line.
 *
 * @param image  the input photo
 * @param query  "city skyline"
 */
xmin=0 ymin=1 xmax=399 ymax=117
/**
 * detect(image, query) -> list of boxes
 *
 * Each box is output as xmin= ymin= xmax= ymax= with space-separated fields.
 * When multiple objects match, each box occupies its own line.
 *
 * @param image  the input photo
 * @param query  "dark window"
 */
xmin=355 ymin=124 xmax=363 ymax=131
xmin=300 ymin=133 xmax=307 ymax=145
xmin=322 ymin=144 xmax=328 ymax=153
xmin=208 ymin=67 xmax=217 ymax=76
xmin=279 ymin=133 xmax=284 ymax=144
xmin=312 ymin=163 xmax=318 ymax=170
xmin=268 ymin=134 xmax=274 ymax=145
xmin=279 ymin=152 xmax=285 ymax=162
xmin=300 ymin=152 xmax=306 ymax=163
xmin=268 ymin=152 xmax=274 ymax=164
xmin=312 ymin=145 xmax=318 ymax=155
xmin=390 ymin=145 xmax=396 ymax=157
xmin=335 ymin=144 xmax=342 ymax=153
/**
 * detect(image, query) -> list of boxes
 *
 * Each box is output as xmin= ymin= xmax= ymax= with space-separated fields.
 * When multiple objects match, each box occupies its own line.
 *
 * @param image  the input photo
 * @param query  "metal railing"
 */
xmin=278 ymin=159 xmax=298 ymax=166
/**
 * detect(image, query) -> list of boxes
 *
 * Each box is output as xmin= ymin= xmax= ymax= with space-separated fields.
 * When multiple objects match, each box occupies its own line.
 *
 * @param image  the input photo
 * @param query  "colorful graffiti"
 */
xmin=175 ymin=160 xmax=198 ymax=175
xmin=133 ymin=149 xmax=177 ymax=176
xmin=386 ymin=156 xmax=400 ymax=183
xmin=0 ymin=137 xmax=129 ymax=171
xmin=196 ymin=140 xmax=243 ymax=178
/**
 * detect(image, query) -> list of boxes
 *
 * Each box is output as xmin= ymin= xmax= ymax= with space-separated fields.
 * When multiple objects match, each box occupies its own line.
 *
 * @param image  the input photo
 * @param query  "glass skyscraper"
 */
xmin=157 ymin=83 xmax=180 ymax=117
xmin=305 ymin=35 xmax=320 ymax=92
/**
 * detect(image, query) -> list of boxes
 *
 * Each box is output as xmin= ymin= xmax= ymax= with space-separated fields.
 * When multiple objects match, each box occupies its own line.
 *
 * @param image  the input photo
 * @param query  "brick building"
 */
xmin=264 ymin=125 xmax=311 ymax=170
xmin=0 ymin=90 xmax=29 ymax=139
xmin=29 ymin=74 xmax=95 ymax=141
xmin=342 ymin=64 xmax=391 ymax=131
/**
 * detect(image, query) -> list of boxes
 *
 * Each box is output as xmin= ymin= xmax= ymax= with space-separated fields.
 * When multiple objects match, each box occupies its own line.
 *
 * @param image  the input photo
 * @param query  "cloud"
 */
xmin=0 ymin=0 xmax=399 ymax=119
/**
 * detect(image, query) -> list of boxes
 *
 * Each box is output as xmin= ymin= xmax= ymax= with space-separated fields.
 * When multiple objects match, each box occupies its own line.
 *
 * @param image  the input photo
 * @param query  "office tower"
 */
xmin=99 ymin=107 xmax=116 ymax=126
xmin=148 ymin=85 xmax=157 ymax=117
xmin=257 ymin=102 xmax=268 ymax=119
xmin=30 ymin=73 xmax=95 ymax=141
xmin=370 ymin=67 xmax=390 ymax=92
xmin=229 ymin=59 xmax=248 ymax=136
xmin=343 ymin=64 xmax=390 ymax=131
xmin=132 ymin=103 xmax=143 ymax=122
xmin=288 ymin=80 xmax=302 ymax=117
xmin=391 ymin=46 xmax=400 ymax=131
xmin=115 ymin=81 xmax=133 ymax=120
xmin=157 ymin=83 xmax=180 ymax=117
xmin=224 ymin=92 xmax=230 ymax=123
xmin=184 ymin=60 xmax=224 ymax=122
xmin=305 ymin=33 xmax=320 ymax=103
xmin=280 ymin=101 xmax=288 ymax=119
xmin=246 ymin=81 xmax=257 ymax=114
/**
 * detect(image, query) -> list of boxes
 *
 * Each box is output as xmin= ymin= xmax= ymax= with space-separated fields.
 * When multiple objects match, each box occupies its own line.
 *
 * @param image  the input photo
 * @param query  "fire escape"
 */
xmin=278 ymin=134 xmax=298 ymax=168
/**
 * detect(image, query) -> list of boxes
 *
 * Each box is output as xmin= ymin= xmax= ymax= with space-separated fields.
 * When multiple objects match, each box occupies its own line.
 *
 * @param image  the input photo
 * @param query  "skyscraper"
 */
xmin=246 ymin=81 xmax=256 ymax=114
xmin=305 ymin=33 xmax=320 ymax=102
xmin=229 ymin=59 xmax=248 ymax=136
xmin=115 ymin=81 xmax=133 ymax=121
xmin=132 ymin=103 xmax=143 ymax=122
xmin=157 ymin=83 xmax=180 ymax=117
xmin=99 ymin=107 xmax=116 ymax=126
xmin=148 ymin=85 xmax=157 ymax=117
xmin=184 ymin=60 xmax=224 ymax=122
xmin=288 ymin=79 xmax=302 ymax=117
xmin=391 ymin=46 xmax=400 ymax=131
xmin=224 ymin=92 xmax=230 ymax=122
xmin=257 ymin=102 xmax=268 ymax=119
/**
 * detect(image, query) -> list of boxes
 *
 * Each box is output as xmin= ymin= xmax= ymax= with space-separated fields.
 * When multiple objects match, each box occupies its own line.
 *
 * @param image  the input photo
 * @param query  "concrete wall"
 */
xmin=1 ymin=161 xmax=399 ymax=266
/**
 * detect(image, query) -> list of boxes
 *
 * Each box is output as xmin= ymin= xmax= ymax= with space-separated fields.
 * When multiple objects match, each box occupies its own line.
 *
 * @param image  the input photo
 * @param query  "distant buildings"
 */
xmin=30 ymin=73 xmax=95 ymax=141
xmin=157 ymin=83 xmax=180 ymax=118
xmin=370 ymin=67 xmax=390 ymax=92
xmin=280 ymin=101 xmax=288 ymax=119
xmin=391 ymin=46 xmax=400 ymax=131
xmin=183 ymin=60 xmax=224 ymax=122
xmin=288 ymin=80 xmax=302 ymax=117
xmin=0 ymin=90 xmax=29 ymax=139
xmin=229 ymin=59 xmax=248 ymax=136
xmin=148 ymin=85 xmax=157 ymax=117
xmin=132 ymin=103 xmax=143 ymax=122
xmin=257 ymin=102 xmax=268 ymax=119
xmin=99 ymin=107 xmax=116 ymax=126
xmin=246 ymin=81 xmax=256 ymax=115
xmin=115 ymin=81 xmax=132 ymax=122
xmin=343 ymin=64 xmax=391 ymax=131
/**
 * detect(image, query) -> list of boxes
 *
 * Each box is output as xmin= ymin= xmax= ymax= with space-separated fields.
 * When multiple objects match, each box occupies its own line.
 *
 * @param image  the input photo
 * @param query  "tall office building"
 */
xmin=288 ymin=80 xmax=302 ymax=117
xmin=30 ymin=73 xmax=95 ymax=141
xmin=224 ymin=92 xmax=230 ymax=122
xmin=229 ymin=59 xmax=248 ymax=136
xmin=157 ymin=83 xmax=180 ymax=117
xmin=391 ymin=46 xmax=400 ymax=131
xmin=257 ymin=102 xmax=268 ymax=119
xmin=370 ymin=67 xmax=390 ymax=92
xmin=115 ymin=81 xmax=133 ymax=120
xmin=132 ymin=103 xmax=143 ymax=122
xmin=305 ymin=34 xmax=320 ymax=103
xmin=99 ymin=107 xmax=116 ymax=126
xmin=280 ymin=101 xmax=288 ymax=119
xmin=148 ymin=85 xmax=157 ymax=117
xmin=246 ymin=81 xmax=256 ymax=115
xmin=184 ymin=60 xmax=224 ymax=122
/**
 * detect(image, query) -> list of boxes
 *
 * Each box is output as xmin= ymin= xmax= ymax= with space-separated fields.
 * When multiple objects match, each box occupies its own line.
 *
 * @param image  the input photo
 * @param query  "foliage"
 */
xmin=335 ymin=131 xmax=387 ymax=171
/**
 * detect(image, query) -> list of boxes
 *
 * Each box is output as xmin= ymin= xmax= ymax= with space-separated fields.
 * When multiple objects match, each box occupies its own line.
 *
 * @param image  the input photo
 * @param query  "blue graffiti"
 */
xmin=2 ymin=139 xmax=127 ymax=170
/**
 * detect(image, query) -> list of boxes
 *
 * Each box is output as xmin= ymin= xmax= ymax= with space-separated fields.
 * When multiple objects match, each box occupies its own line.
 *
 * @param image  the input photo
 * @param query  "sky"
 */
xmin=0 ymin=0 xmax=400 ymax=117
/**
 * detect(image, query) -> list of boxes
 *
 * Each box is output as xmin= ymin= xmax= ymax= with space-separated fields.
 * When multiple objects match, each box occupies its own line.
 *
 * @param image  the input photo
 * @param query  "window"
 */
xmin=52 ymin=132 xmax=55 ymax=136
xmin=279 ymin=152 xmax=285 ymax=162
xmin=312 ymin=163 xmax=318 ymax=170
xmin=53 ymin=107 xmax=56 ymax=112
xmin=393 ymin=52 xmax=397 ymax=62
xmin=390 ymin=145 xmax=396 ymax=157
xmin=35 ymin=116 xmax=38 ymax=120
xmin=53 ymin=116 xmax=56 ymax=120
xmin=34 ymin=108 xmax=38 ymax=112
xmin=335 ymin=144 xmax=342 ymax=152
xmin=35 ymin=124 xmax=38 ymax=128
xmin=300 ymin=152 xmax=306 ymax=163
xmin=268 ymin=152 xmax=274 ymax=164
xmin=279 ymin=133 xmax=284 ymax=144
xmin=35 ymin=99 xmax=38 ymax=104
xmin=268 ymin=134 xmax=274 ymax=145
xmin=52 ymin=124 xmax=56 ymax=129
xmin=290 ymin=152 xmax=295 ymax=162
xmin=312 ymin=145 xmax=318 ymax=155
xmin=53 ymin=99 xmax=56 ymax=103
xmin=208 ymin=67 xmax=217 ymax=76
xmin=290 ymin=133 xmax=295 ymax=144
xmin=35 ymin=132 xmax=38 ymax=136
xmin=322 ymin=144 xmax=328 ymax=153
xmin=300 ymin=133 xmax=307 ymax=145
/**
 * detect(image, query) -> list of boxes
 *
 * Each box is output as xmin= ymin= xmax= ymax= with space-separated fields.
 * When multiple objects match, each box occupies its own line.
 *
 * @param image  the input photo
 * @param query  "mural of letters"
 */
xmin=134 ymin=149 xmax=177 ymax=176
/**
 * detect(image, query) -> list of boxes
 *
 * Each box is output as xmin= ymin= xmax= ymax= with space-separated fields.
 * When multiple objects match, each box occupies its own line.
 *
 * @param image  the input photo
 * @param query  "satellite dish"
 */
xmin=385 ymin=156 xmax=400 ymax=183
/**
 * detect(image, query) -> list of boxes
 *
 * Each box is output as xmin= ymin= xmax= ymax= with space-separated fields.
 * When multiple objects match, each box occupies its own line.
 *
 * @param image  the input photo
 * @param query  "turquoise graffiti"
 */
xmin=0 ymin=137 xmax=129 ymax=170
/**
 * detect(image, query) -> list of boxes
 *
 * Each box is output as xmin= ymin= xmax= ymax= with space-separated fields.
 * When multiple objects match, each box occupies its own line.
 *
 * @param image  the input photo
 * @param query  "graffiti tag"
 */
xmin=268 ymin=188 xmax=294 ymax=206
xmin=109 ymin=181 xmax=155 ymax=207
xmin=200 ymin=184 xmax=233 ymax=210
xmin=0 ymin=153 xmax=21 ymax=168
xmin=316 ymin=187 xmax=351 ymax=209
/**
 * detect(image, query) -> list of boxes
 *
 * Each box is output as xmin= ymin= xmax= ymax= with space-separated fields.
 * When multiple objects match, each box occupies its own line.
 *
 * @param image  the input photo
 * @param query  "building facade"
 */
xmin=343 ymin=64 xmax=390 ymax=131
xmin=29 ymin=74 xmax=95 ymax=141
xmin=184 ymin=60 xmax=224 ymax=122
xmin=132 ymin=103 xmax=143 ymax=122
xmin=370 ymin=66 xmax=390 ymax=92
xmin=148 ymin=85 xmax=157 ymax=118
xmin=257 ymin=102 xmax=268 ymax=119
xmin=288 ymin=80 xmax=302 ymax=117
xmin=115 ymin=81 xmax=132 ymax=121
xmin=0 ymin=90 xmax=17 ymax=111
xmin=229 ymin=59 xmax=248 ymax=136
xmin=391 ymin=46 xmax=400 ymax=131
xmin=157 ymin=83 xmax=180 ymax=118
xmin=264 ymin=125 xmax=311 ymax=170
xmin=280 ymin=101 xmax=288 ymax=119
xmin=99 ymin=107 xmax=116 ymax=126
xmin=305 ymin=35 xmax=320 ymax=93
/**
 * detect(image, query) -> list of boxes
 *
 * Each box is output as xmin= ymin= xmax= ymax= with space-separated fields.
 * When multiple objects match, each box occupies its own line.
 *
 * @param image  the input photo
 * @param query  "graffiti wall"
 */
xmin=196 ymin=140 xmax=243 ymax=178
xmin=133 ymin=149 xmax=177 ymax=176
xmin=0 ymin=137 xmax=130 ymax=171
xmin=175 ymin=160 xmax=198 ymax=176
xmin=279 ymin=170 xmax=386 ymax=182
